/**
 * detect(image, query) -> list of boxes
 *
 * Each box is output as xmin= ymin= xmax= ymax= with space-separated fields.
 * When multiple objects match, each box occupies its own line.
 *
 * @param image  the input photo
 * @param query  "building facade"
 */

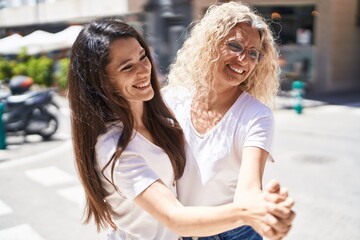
xmin=1 ymin=0 xmax=359 ymax=94
xmin=193 ymin=0 xmax=360 ymax=94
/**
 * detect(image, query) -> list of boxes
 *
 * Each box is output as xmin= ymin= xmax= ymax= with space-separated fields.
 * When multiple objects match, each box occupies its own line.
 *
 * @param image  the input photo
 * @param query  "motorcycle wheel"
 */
xmin=39 ymin=113 xmax=58 ymax=141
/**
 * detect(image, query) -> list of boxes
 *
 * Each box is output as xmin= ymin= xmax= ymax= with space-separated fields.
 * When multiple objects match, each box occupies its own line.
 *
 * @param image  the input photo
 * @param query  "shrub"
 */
xmin=54 ymin=57 xmax=70 ymax=89
xmin=12 ymin=61 xmax=27 ymax=76
xmin=0 ymin=58 xmax=12 ymax=80
xmin=27 ymin=56 xmax=54 ymax=86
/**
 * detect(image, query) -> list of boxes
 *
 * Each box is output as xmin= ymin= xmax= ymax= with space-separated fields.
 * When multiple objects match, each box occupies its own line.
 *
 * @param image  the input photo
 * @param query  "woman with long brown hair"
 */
xmin=68 ymin=18 xmax=293 ymax=240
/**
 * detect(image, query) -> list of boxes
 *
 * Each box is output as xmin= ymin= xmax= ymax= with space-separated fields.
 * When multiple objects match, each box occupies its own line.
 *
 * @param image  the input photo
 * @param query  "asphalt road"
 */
xmin=0 ymin=94 xmax=359 ymax=240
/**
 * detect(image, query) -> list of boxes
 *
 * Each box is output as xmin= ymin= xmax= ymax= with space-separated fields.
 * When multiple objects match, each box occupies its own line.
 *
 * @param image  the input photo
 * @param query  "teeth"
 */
xmin=134 ymin=81 xmax=150 ymax=88
xmin=229 ymin=65 xmax=244 ymax=74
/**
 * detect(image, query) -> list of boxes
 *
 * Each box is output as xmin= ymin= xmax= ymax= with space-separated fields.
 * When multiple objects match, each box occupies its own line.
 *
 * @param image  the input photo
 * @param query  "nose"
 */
xmin=137 ymin=61 xmax=151 ymax=78
xmin=236 ymin=51 xmax=250 ymax=63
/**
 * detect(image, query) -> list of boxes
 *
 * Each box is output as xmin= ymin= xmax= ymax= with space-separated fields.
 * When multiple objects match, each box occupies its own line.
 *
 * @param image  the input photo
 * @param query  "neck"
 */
xmin=132 ymin=102 xmax=155 ymax=143
xmin=130 ymin=101 xmax=145 ymax=131
xmin=195 ymin=87 xmax=242 ymax=111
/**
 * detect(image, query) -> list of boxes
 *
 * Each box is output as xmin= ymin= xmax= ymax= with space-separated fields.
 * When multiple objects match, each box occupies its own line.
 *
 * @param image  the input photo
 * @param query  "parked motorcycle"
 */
xmin=0 ymin=75 xmax=33 ymax=101
xmin=1 ymin=76 xmax=59 ymax=140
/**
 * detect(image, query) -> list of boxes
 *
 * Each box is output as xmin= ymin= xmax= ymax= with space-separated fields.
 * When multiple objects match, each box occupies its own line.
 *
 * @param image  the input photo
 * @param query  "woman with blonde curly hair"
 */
xmin=165 ymin=1 xmax=295 ymax=239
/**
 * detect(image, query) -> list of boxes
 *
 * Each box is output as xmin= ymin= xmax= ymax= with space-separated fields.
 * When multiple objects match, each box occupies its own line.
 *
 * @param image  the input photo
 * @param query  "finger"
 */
xmin=283 ymin=211 xmax=296 ymax=226
xmin=266 ymin=202 xmax=292 ymax=219
xmin=264 ymin=192 xmax=286 ymax=203
xmin=280 ymin=197 xmax=295 ymax=209
xmin=265 ymin=180 xmax=281 ymax=193
xmin=279 ymin=188 xmax=289 ymax=198
xmin=262 ymin=225 xmax=276 ymax=239
xmin=275 ymin=211 xmax=296 ymax=228
xmin=265 ymin=214 xmax=291 ymax=235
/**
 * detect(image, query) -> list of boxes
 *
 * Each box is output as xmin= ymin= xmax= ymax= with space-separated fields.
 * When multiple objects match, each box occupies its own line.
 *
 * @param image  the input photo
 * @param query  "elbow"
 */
xmin=163 ymin=210 xmax=192 ymax=237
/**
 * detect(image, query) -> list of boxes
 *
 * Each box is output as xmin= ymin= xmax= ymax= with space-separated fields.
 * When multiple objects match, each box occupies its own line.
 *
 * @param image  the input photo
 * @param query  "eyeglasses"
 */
xmin=226 ymin=41 xmax=263 ymax=62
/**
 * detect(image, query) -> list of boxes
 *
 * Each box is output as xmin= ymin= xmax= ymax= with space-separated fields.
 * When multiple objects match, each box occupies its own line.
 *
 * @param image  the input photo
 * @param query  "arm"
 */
xmin=134 ymin=179 xmax=271 ymax=237
xmin=235 ymin=146 xmax=267 ymax=194
xmin=233 ymin=147 xmax=272 ymax=232
xmin=234 ymin=147 xmax=295 ymax=239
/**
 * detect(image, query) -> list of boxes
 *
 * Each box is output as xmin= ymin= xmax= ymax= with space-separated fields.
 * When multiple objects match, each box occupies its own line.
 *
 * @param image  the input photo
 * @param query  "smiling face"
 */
xmin=105 ymin=37 xmax=153 ymax=108
xmin=213 ymin=23 xmax=261 ymax=93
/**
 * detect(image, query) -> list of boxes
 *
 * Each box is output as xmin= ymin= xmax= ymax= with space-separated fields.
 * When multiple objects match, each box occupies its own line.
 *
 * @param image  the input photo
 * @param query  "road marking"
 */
xmin=0 ymin=140 xmax=72 ymax=170
xmin=0 ymin=199 xmax=12 ymax=216
xmin=0 ymin=224 xmax=46 ymax=240
xmin=25 ymin=166 xmax=76 ymax=186
xmin=57 ymin=186 xmax=85 ymax=208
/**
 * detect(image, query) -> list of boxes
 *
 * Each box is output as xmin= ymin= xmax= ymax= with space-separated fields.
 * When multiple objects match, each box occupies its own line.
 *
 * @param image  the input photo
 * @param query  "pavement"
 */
xmin=1 ymin=90 xmax=360 ymax=240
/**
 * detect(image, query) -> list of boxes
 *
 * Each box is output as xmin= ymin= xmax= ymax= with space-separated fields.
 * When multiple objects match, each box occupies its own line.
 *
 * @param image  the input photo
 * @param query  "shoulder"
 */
xmin=97 ymin=123 xmax=123 ymax=147
xmin=239 ymin=92 xmax=273 ymax=118
xmin=162 ymin=85 xmax=192 ymax=106
xmin=95 ymin=123 xmax=123 ymax=166
xmin=161 ymin=85 xmax=192 ymax=119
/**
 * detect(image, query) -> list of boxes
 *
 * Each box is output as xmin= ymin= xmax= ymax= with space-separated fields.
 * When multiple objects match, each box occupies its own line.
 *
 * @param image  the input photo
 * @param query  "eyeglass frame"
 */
xmin=225 ymin=40 xmax=264 ymax=63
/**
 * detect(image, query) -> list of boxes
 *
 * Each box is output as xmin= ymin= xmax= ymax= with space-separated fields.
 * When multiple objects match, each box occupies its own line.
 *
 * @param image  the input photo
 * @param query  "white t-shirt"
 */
xmin=95 ymin=123 xmax=178 ymax=240
xmin=163 ymin=87 xmax=274 ymax=206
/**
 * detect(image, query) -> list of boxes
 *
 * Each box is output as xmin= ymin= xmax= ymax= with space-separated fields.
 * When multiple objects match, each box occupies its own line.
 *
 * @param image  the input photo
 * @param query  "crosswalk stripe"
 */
xmin=0 ymin=199 xmax=12 ymax=216
xmin=0 ymin=224 xmax=46 ymax=240
xmin=0 ymin=140 xmax=72 ymax=170
xmin=25 ymin=166 xmax=76 ymax=186
xmin=57 ymin=186 xmax=85 ymax=208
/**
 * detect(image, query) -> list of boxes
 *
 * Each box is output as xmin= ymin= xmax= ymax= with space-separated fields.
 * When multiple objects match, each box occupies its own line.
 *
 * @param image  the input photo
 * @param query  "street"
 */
xmin=265 ymin=102 xmax=360 ymax=239
xmin=0 ymin=95 xmax=360 ymax=240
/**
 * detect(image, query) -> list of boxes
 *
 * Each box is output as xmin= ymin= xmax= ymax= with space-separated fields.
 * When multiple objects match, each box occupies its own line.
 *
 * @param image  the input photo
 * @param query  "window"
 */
xmin=254 ymin=5 xmax=316 ymax=45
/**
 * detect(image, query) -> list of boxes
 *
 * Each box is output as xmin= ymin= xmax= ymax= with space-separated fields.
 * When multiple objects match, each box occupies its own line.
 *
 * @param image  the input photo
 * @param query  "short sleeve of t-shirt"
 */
xmin=96 ymin=128 xmax=160 ymax=200
xmin=243 ymin=108 xmax=274 ymax=158
xmin=113 ymin=151 xmax=160 ymax=200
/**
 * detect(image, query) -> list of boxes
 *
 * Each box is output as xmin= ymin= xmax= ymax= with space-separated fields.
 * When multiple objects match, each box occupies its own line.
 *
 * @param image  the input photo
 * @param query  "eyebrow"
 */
xmin=117 ymin=48 xmax=146 ymax=70
xmin=226 ymin=39 xmax=260 ymax=50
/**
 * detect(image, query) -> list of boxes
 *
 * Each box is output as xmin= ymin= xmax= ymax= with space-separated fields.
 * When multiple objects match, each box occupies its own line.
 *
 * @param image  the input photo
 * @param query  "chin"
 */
xmin=146 ymin=92 xmax=155 ymax=101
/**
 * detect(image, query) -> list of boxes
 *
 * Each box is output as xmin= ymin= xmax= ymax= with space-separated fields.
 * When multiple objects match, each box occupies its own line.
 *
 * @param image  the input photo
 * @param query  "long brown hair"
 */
xmin=67 ymin=18 xmax=186 ymax=231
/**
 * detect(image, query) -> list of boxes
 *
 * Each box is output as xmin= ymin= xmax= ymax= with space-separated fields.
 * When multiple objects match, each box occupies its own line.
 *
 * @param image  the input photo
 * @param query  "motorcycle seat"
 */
xmin=6 ymin=91 xmax=37 ymax=104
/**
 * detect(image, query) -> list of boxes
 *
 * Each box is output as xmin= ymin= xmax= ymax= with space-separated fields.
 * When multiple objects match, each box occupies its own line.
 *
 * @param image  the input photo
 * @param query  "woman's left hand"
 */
xmin=262 ymin=180 xmax=296 ymax=239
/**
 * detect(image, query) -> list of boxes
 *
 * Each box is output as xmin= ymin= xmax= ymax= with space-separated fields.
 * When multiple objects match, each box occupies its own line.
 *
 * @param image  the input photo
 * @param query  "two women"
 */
xmin=68 ymin=8 xmax=294 ymax=240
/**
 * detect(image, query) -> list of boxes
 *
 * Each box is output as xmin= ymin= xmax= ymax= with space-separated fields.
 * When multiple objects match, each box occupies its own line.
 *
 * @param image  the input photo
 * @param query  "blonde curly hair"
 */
xmin=167 ymin=1 xmax=280 ymax=107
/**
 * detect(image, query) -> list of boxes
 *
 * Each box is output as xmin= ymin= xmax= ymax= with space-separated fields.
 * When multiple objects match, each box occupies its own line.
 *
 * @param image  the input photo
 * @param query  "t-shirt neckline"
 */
xmin=189 ymin=91 xmax=247 ymax=138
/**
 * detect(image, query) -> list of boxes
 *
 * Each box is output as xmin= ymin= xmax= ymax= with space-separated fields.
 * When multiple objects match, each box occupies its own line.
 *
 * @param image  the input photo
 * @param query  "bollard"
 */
xmin=291 ymin=80 xmax=305 ymax=114
xmin=0 ymin=102 xmax=6 ymax=149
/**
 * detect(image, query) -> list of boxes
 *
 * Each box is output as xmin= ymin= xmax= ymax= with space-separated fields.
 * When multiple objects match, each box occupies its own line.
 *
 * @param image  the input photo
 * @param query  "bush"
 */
xmin=0 ymin=48 xmax=55 ymax=87
xmin=27 ymin=56 xmax=54 ymax=86
xmin=54 ymin=57 xmax=70 ymax=89
xmin=12 ymin=61 xmax=27 ymax=76
xmin=0 ymin=58 xmax=12 ymax=80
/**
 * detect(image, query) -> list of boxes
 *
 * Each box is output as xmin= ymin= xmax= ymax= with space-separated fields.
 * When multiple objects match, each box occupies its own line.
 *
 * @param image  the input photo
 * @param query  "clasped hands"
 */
xmin=236 ymin=180 xmax=295 ymax=240
xmin=261 ymin=180 xmax=295 ymax=239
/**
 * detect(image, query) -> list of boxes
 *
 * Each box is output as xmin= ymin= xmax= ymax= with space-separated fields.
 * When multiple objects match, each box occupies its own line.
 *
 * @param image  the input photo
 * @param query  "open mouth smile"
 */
xmin=133 ymin=80 xmax=151 ymax=89
xmin=228 ymin=65 xmax=245 ymax=74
